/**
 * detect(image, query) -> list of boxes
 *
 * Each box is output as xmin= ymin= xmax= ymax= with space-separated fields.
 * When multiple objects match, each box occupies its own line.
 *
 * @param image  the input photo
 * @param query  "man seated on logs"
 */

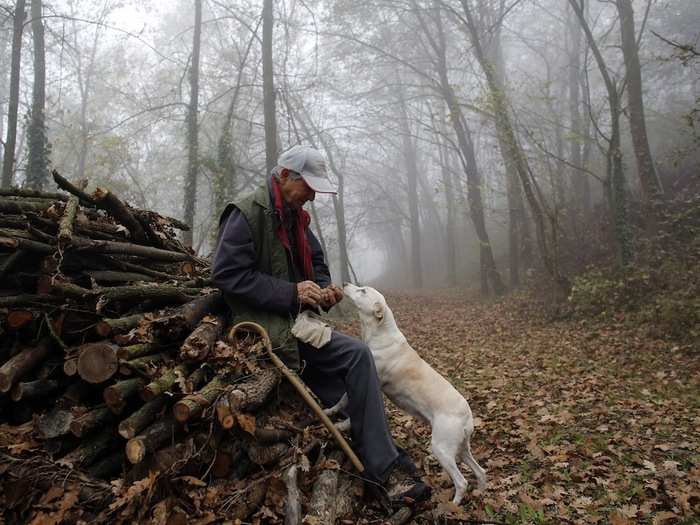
xmin=212 ymin=145 xmax=431 ymax=507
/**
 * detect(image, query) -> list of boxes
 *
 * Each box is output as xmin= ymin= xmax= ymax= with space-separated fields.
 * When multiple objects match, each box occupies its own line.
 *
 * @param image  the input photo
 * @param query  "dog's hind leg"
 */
xmin=431 ymin=416 xmax=469 ymax=505
xmin=461 ymin=419 xmax=487 ymax=491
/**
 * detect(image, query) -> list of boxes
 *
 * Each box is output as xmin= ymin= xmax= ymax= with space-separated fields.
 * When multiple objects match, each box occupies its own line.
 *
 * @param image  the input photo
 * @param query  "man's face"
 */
xmin=279 ymin=169 xmax=315 ymax=209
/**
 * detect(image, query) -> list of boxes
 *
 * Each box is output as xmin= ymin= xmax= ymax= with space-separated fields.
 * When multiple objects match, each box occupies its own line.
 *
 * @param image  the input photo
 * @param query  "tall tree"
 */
xmin=569 ymin=0 xmax=632 ymax=267
xmin=1 ymin=0 xmax=26 ymax=188
xmin=183 ymin=0 xmax=202 ymax=247
xmin=262 ymin=0 xmax=278 ymax=174
xmin=26 ymin=0 xmax=49 ymax=190
xmin=616 ymin=0 xmax=664 ymax=205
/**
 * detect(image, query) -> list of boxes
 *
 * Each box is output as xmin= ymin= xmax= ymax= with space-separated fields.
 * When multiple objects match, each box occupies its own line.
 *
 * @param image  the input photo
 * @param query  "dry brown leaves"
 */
xmin=375 ymin=289 xmax=700 ymax=524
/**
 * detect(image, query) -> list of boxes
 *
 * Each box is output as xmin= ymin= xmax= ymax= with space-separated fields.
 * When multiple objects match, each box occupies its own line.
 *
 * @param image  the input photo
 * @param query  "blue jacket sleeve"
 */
xmin=212 ymin=208 xmax=298 ymax=315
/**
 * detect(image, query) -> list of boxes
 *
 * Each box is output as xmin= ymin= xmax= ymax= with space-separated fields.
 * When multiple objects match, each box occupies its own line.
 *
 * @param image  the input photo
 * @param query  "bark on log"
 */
xmin=179 ymin=314 xmax=225 ymax=361
xmin=388 ymin=507 xmax=413 ymax=525
xmin=141 ymin=364 xmax=189 ymax=401
xmin=119 ymin=353 xmax=166 ymax=376
xmin=69 ymin=236 xmax=193 ymax=262
xmin=227 ymin=368 xmax=280 ymax=413
xmin=125 ymin=416 xmax=178 ymax=464
xmin=254 ymin=427 xmax=294 ymax=444
xmin=35 ymin=408 xmax=73 ymax=439
xmin=58 ymin=194 xmax=80 ymax=245
xmin=118 ymin=395 xmax=167 ymax=439
xmin=246 ymin=442 xmax=289 ymax=466
xmin=96 ymin=285 xmax=201 ymax=314
xmin=149 ymin=292 xmax=223 ymax=340
xmin=60 ymin=427 xmax=114 ymax=468
xmin=0 ymin=235 xmax=54 ymax=254
xmin=10 ymin=378 xmax=59 ymax=401
xmin=0 ymin=187 xmax=68 ymax=201
xmin=92 ymin=187 xmax=148 ymax=244
xmin=70 ymin=406 xmax=113 ymax=437
xmin=0 ymin=338 xmax=52 ymax=392
xmin=284 ymin=464 xmax=301 ymax=525
xmin=77 ymin=342 xmax=119 ymax=384
xmin=103 ymin=377 xmax=145 ymax=413
xmin=86 ymin=270 xmax=156 ymax=283
xmin=52 ymin=170 xmax=96 ymax=207
xmin=0 ymin=198 xmax=54 ymax=214
xmin=0 ymin=294 xmax=63 ymax=307
xmin=305 ymin=451 xmax=343 ymax=525
xmin=95 ymin=313 xmax=145 ymax=338
xmin=117 ymin=343 xmax=167 ymax=361
xmin=172 ymin=375 xmax=227 ymax=423
xmin=87 ymin=450 xmax=123 ymax=479
xmin=0 ymin=249 xmax=27 ymax=281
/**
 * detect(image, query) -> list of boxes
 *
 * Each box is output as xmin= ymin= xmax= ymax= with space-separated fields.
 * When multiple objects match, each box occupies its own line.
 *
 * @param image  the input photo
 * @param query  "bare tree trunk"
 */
xmin=436 ymin=113 xmax=457 ymax=287
xmin=397 ymin=85 xmax=423 ymax=288
xmin=26 ymin=0 xmax=48 ymax=190
xmin=616 ymin=0 xmax=664 ymax=205
xmin=183 ymin=0 xmax=202 ymax=247
xmin=1 ymin=0 xmax=26 ymax=188
xmin=459 ymin=0 xmax=569 ymax=293
xmin=569 ymin=0 xmax=632 ymax=267
xmin=262 ymin=0 xmax=278 ymax=174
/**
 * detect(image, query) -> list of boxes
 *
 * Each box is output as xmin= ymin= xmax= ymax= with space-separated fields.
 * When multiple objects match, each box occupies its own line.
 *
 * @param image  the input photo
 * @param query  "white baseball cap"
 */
xmin=277 ymin=145 xmax=337 ymax=194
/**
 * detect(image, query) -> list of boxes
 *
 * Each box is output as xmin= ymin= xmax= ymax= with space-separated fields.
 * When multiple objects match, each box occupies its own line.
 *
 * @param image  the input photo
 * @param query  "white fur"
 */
xmin=330 ymin=283 xmax=487 ymax=504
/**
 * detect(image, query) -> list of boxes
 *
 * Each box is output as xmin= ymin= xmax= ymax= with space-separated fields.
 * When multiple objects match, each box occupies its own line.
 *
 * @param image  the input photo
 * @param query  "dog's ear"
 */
xmin=372 ymin=301 xmax=384 ymax=321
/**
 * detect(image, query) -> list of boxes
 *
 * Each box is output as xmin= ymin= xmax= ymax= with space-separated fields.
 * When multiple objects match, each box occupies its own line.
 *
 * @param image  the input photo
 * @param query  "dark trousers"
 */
xmin=298 ymin=331 xmax=398 ymax=481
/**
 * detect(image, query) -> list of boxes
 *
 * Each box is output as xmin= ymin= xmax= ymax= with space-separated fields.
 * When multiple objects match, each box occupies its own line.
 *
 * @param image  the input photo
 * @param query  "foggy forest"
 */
xmin=0 ymin=0 xmax=698 ymax=524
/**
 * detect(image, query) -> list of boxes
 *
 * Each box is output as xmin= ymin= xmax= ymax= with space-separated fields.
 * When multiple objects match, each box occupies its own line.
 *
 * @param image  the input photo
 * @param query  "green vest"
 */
xmin=220 ymin=184 xmax=300 ymax=369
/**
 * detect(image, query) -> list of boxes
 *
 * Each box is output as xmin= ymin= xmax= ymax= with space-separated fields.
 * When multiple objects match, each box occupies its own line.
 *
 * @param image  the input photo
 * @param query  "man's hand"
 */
xmin=297 ymin=281 xmax=322 ymax=306
xmin=320 ymin=284 xmax=344 ymax=308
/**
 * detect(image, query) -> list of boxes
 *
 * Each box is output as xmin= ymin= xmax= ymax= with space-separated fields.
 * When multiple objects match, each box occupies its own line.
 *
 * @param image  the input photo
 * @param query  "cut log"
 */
xmin=284 ymin=465 xmax=302 ymax=525
xmin=227 ymin=368 xmax=280 ymax=413
xmin=172 ymin=375 xmax=227 ymax=423
xmin=60 ymin=427 xmax=114 ymax=468
xmin=305 ymin=451 xmax=344 ymax=525
xmin=103 ymin=377 xmax=145 ymax=413
xmin=148 ymin=292 xmax=223 ymax=340
xmin=0 ymin=339 xmax=52 ymax=392
xmin=0 ymin=294 xmax=63 ymax=308
xmin=125 ymin=416 xmax=178 ymax=464
xmin=0 ymin=187 xmax=68 ymax=201
xmin=86 ymin=270 xmax=156 ymax=283
xmin=254 ymin=427 xmax=294 ymax=444
xmin=0 ymin=235 xmax=55 ymax=254
xmin=10 ymin=378 xmax=60 ymax=401
xmin=0 ymin=198 xmax=54 ymax=214
xmin=58 ymin=193 xmax=80 ymax=245
xmin=95 ymin=313 xmax=145 ymax=338
xmin=87 ymin=450 xmax=124 ymax=479
xmin=0 ymin=249 xmax=27 ymax=281
xmin=70 ymin=406 xmax=113 ymax=437
xmin=119 ymin=353 xmax=166 ymax=376
xmin=35 ymin=408 xmax=73 ymax=439
xmin=179 ymin=314 xmax=225 ymax=361
xmin=52 ymin=170 xmax=96 ymax=206
xmin=95 ymin=285 xmax=201 ymax=314
xmin=77 ymin=342 xmax=119 ymax=384
xmin=140 ymin=364 xmax=188 ymax=401
xmin=388 ymin=507 xmax=413 ymax=525
xmin=92 ymin=187 xmax=148 ymax=244
xmin=63 ymin=357 xmax=78 ymax=376
xmin=118 ymin=395 xmax=167 ymax=439
xmin=69 ymin=236 xmax=194 ymax=262
xmin=246 ymin=442 xmax=289 ymax=466
xmin=6 ymin=309 xmax=35 ymax=330
xmin=117 ymin=343 xmax=167 ymax=361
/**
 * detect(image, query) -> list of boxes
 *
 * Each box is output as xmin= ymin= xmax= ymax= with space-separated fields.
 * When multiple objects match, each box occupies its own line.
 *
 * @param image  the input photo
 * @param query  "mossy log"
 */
xmin=103 ymin=377 xmax=145 ymax=413
xmin=179 ymin=314 xmax=225 ymax=361
xmin=140 ymin=364 xmax=189 ymax=401
xmin=10 ymin=378 xmax=60 ymax=401
xmin=70 ymin=406 xmax=113 ymax=437
xmin=118 ymin=395 xmax=167 ymax=439
xmin=125 ymin=416 xmax=178 ymax=464
xmin=172 ymin=375 xmax=227 ymax=423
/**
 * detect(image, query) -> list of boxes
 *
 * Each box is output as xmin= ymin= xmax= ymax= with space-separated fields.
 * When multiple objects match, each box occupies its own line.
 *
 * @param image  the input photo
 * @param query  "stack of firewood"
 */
xmin=0 ymin=173 xmax=378 ymax=524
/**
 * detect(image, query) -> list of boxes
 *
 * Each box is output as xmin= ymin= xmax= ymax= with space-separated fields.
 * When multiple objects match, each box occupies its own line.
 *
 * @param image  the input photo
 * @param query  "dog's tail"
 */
xmin=461 ymin=419 xmax=487 ymax=490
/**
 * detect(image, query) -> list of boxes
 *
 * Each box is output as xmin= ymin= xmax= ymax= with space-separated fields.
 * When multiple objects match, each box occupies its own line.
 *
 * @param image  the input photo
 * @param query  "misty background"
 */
xmin=1 ymin=0 xmax=698 ymax=292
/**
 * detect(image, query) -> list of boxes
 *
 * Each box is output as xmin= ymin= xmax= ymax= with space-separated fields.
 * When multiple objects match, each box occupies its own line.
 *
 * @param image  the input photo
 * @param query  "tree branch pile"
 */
xmin=0 ymin=173 xmax=367 ymax=524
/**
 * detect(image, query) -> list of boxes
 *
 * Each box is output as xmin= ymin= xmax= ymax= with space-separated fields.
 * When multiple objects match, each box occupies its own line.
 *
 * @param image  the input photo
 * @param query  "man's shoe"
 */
xmin=384 ymin=455 xmax=432 ymax=506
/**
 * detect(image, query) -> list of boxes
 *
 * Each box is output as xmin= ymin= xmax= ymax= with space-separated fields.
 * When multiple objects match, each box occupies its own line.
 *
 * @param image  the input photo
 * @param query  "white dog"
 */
xmin=326 ymin=283 xmax=487 ymax=505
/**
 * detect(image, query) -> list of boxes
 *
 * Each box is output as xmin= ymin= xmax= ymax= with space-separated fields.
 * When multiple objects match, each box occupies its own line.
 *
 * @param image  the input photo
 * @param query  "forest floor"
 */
xmin=345 ymin=289 xmax=699 ymax=525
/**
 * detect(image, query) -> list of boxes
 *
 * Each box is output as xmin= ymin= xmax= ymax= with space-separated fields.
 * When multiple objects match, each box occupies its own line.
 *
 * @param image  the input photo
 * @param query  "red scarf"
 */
xmin=271 ymin=177 xmax=314 ymax=280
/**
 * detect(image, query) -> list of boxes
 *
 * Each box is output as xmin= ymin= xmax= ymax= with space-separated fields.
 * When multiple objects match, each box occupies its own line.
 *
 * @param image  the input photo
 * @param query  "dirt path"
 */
xmin=369 ymin=290 xmax=699 ymax=524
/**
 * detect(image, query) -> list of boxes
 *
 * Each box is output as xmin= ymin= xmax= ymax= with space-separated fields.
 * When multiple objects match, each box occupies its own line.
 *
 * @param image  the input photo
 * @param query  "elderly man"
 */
xmin=212 ymin=145 xmax=430 ymax=506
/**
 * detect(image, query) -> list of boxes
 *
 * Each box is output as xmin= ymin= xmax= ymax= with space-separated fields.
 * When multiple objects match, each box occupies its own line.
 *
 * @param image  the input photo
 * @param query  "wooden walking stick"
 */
xmin=229 ymin=321 xmax=365 ymax=473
